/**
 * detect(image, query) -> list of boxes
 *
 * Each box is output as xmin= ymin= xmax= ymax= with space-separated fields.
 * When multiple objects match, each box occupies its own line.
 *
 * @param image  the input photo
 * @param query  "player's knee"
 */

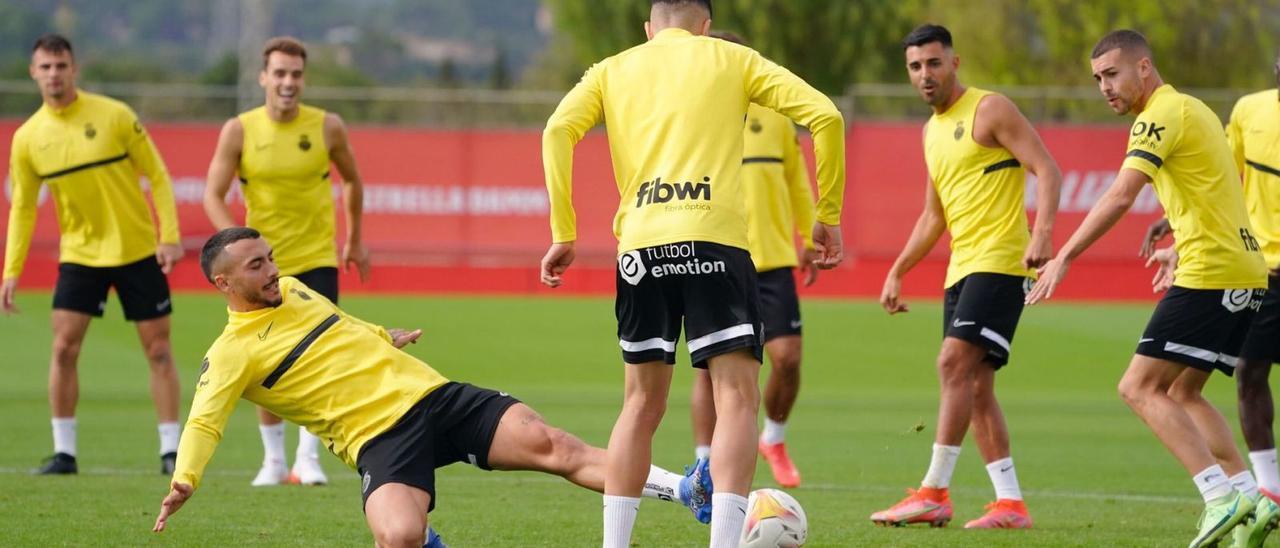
xmin=373 ymin=524 xmax=425 ymax=548
xmin=1116 ymin=374 xmax=1150 ymax=407
xmin=622 ymin=391 xmax=667 ymax=423
xmin=936 ymin=352 xmax=972 ymax=386
xmin=50 ymin=338 xmax=82 ymax=366
xmin=771 ymin=352 xmax=801 ymax=375
xmin=712 ymin=382 xmax=760 ymax=416
xmin=1165 ymin=383 xmax=1202 ymax=405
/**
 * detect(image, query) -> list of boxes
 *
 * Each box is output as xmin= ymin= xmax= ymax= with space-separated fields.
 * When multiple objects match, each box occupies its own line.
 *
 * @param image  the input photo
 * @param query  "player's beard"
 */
xmin=243 ymin=277 xmax=283 ymax=308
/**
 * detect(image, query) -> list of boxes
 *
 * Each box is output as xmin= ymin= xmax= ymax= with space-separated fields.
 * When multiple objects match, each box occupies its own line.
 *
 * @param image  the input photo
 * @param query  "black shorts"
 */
xmin=615 ymin=241 xmax=763 ymax=368
xmin=291 ymin=267 xmax=339 ymax=304
xmin=1240 ymin=276 xmax=1280 ymax=364
xmin=757 ymin=267 xmax=802 ymax=342
xmin=356 ymin=382 xmax=520 ymax=512
xmin=1137 ymin=286 xmax=1265 ymax=375
xmin=52 ymin=256 xmax=172 ymax=321
xmin=942 ymin=273 xmax=1031 ymax=369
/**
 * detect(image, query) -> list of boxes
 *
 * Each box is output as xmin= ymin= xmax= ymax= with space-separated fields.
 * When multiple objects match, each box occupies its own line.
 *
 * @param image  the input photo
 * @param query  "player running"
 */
xmin=870 ymin=24 xmax=1062 ymax=530
xmin=539 ymin=1 xmax=846 ymax=546
xmin=3 ymin=34 xmax=184 ymax=476
xmin=1028 ymin=30 xmax=1268 ymax=548
xmin=203 ymin=36 xmax=372 ymax=487
xmin=151 ymin=228 xmax=712 ymax=546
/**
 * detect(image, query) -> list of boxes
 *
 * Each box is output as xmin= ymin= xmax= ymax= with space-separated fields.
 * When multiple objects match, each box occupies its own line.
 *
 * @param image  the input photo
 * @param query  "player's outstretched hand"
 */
xmin=153 ymin=482 xmax=194 ymax=532
xmin=540 ymin=242 xmax=576 ymax=288
xmin=1023 ymin=231 xmax=1053 ymax=269
xmin=343 ymin=240 xmax=372 ymax=283
xmin=389 ymin=328 xmax=422 ymax=348
xmin=811 ymin=223 xmax=844 ymax=269
xmin=1 ymin=278 xmax=19 ymax=314
xmin=156 ymin=243 xmax=184 ymax=275
xmin=1026 ymin=257 xmax=1069 ymax=305
xmin=799 ymin=248 xmax=821 ymax=287
xmin=1139 ymin=218 xmax=1172 ymax=258
xmin=1145 ymin=247 xmax=1178 ymax=293
xmin=880 ymin=275 xmax=908 ymax=315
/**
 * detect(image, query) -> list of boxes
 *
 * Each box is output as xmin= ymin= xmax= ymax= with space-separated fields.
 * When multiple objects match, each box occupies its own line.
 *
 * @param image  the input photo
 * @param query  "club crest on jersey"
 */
xmin=290 ymin=287 xmax=312 ymax=300
xmin=84 ymin=123 xmax=96 ymax=140
xmin=618 ymin=250 xmax=646 ymax=286
xmin=953 ymin=121 xmax=964 ymax=141
xmin=298 ymin=134 xmax=312 ymax=151
xmin=749 ymin=118 xmax=762 ymax=133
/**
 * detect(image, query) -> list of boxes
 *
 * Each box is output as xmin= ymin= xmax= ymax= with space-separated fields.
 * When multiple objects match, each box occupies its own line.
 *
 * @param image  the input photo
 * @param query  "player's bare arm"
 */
xmin=203 ymin=118 xmax=243 ymax=231
xmin=881 ymin=178 xmax=946 ymax=315
xmin=975 ymin=93 xmax=1062 ymax=269
xmin=325 ymin=113 xmax=370 ymax=282
xmin=1026 ymin=168 xmax=1148 ymax=304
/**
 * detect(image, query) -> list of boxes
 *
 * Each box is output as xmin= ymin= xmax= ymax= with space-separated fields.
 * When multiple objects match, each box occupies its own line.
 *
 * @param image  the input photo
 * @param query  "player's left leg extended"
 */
xmin=965 ymin=364 xmax=1031 ymax=529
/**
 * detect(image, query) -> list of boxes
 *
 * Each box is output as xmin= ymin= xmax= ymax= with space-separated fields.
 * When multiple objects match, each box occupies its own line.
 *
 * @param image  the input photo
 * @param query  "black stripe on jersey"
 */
xmin=239 ymin=176 xmax=248 ymax=184
xmin=262 ymin=313 xmax=340 ymax=389
xmin=743 ymin=156 xmax=784 ymax=165
xmin=1126 ymin=149 xmax=1164 ymax=168
xmin=982 ymin=159 xmax=1022 ymax=174
xmin=38 ymin=153 xmax=129 ymax=180
xmin=1247 ymin=159 xmax=1280 ymax=178
xmin=321 ymin=171 xmax=330 ymax=179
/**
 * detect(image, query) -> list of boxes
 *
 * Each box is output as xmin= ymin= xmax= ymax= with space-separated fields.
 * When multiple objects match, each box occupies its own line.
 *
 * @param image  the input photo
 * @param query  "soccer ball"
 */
xmin=739 ymin=488 xmax=807 ymax=547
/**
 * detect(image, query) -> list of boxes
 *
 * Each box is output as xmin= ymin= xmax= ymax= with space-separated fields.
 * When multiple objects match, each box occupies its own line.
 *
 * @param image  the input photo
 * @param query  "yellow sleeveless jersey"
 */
xmin=1122 ymin=85 xmax=1266 ymax=289
xmin=544 ymin=28 xmax=844 ymax=253
xmin=742 ymin=103 xmax=816 ymax=271
xmin=4 ymin=91 xmax=180 ymax=278
xmin=174 ymin=277 xmax=448 ymax=489
xmin=924 ymin=88 xmax=1032 ymax=288
xmin=238 ymin=105 xmax=336 ymax=275
xmin=1227 ymin=89 xmax=1280 ymax=268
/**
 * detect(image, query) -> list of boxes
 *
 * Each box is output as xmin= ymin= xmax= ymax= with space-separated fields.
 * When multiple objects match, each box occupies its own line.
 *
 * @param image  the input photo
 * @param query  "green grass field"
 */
xmin=0 ymin=291 xmax=1255 ymax=546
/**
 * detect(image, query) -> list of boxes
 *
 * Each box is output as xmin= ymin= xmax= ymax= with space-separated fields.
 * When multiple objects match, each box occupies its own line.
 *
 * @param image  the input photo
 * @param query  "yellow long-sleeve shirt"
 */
xmin=4 ymin=90 xmax=179 ymax=279
xmin=174 ymin=277 xmax=448 ymax=489
xmin=1226 ymin=89 xmax=1280 ymax=268
xmin=543 ymin=28 xmax=844 ymax=253
xmin=742 ymin=103 xmax=816 ymax=271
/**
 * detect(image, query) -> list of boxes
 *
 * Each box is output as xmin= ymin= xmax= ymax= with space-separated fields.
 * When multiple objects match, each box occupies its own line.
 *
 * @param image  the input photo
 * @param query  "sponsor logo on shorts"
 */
xmin=1222 ymin=289 xmax=1261 ymax=313
xmin=642 ymin=242 xmax=726 ymax=279
xmin=952 ymin=319 xmax=976 ymax=328
xmin=467 ymin=453 xmax=479 ymax=467
xmin=1022 ymin=278 xmax=1034 ymax=296
xmin=362 ymin=471 xmax=372 ymax=493
xmin=155 ymin=298 xmax=171 ymax=311
xmin=789 ymin=319 xmax=803 ymax=329
xmin=619 ymin=250 xmax=646 ymax=286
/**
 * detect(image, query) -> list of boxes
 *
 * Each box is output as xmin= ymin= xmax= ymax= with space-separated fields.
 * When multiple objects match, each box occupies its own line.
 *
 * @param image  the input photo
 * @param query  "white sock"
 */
xmin=1230 ymin=470 xmax=1260 ymax=500
xmin=260 ymin=423 xmax=286 ymax=465
xmin=642 ymin=465 xmax=684 ymax=503
xmin=695 ymin=445 xmax=711 ymax=460
xmin=1194 ymin=465 xmax=1233 ymax=503
xmin=760 ymin=418 xmax=786 ymax=445
xmin=985 ymin=457 xmax=1023 ymax=500
xmin=1250 ymin=449 xmax=1280 ymax=494
xmin=710 ymin=492 xmax=749 ymax=548
xmin=921 ymin=443 xmax=962 ymax=489
xmin=296 ymin=427 xmax=320 ymax=460
xmin=157 ymin=422 xmax=181 ymax=455
xmin=602 ymin=495 xmax=640 ymax=548
xmin=51 ymin=417 xmax=77 ymax=457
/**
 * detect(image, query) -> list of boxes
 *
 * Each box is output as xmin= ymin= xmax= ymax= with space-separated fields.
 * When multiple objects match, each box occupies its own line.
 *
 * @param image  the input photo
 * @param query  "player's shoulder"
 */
xmin=1233 ymin=89 xmax=1275 ymax=114
xmin=972 ymin=89 xmax=1023 ymax=120
xmin=82 ymin=91 xmax=136 ymax=118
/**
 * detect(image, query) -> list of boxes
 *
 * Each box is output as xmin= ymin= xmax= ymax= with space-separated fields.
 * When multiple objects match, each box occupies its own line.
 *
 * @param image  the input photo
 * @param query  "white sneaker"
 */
xmin=290 ymin=457 xmax=328 ymax=486
xmin=251 ymin=459 xmax=289 ymax=487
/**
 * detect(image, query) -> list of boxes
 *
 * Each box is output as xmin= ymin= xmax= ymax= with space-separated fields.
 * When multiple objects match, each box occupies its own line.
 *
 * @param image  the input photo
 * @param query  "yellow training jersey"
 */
xmin=1227 ymin=89 xmax=1280 ymax=268
xmin=4 ymin=90 xmax=179 ymax=279
xmin=174 ymin=276 xmax=448 ymax=489
xmin=238 ymin=105 xmax=337 ymax=275
xmin=543 ymin=28 xmax=844 ymax=253
xmin=1122 ymin=84 xmax=1266 ymax=289
xmin=742 ymin=103 xmax=816 ymax=271
xmin=924 ymin=88 xmax=1033 ymax=288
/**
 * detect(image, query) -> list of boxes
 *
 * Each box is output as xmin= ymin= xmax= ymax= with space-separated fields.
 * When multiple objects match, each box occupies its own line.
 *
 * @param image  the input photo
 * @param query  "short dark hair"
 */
xmin=652 ymin=0 xmax=712 ymax=18
xmin=1091 ymin=29 xmax=1152 ymax=60
xmin=902 ymin=24 xmax=952 ymax=51
xmin=33 ymin=34 xmax=73 ymax=56
xmin=201 ymin=227 xmax=261 ymax=283
xmin=262 ymin=36 xmax=307 ymax=68
xmin=709 ymin=30 xmax=746 ymax=46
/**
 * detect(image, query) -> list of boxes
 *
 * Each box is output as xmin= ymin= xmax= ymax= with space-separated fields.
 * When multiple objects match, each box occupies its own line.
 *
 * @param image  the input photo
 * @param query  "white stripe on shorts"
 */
xmin=1164 ymin=342 xmax=1220 ymax=363
xmin=619 ymin=337 xmax=676 ymax=353
xmin=980 ymin=327 xmax=1011 ymax=352
xmin=687 ymin=323 xmax=755 ymax=354
xmin=1219 ymin=354 xmax=1240 ymax=368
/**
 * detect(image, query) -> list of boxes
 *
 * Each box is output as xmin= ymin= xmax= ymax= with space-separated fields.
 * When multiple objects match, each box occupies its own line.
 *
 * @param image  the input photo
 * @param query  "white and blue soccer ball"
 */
xmin=739 ymin=488 xmax=807 ymax=547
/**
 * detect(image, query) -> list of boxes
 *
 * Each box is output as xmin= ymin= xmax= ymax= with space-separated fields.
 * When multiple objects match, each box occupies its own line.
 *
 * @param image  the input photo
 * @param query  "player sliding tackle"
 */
xmin=1026 ymin=30 xmax=1269 ymax=548
xmin=152 ymin=228 xmax=712 ymax=547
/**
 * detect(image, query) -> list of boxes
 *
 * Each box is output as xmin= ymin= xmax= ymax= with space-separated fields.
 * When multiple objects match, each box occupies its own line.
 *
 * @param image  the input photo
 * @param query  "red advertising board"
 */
xmin=0 ymin=120 xmax=1166 ymax=300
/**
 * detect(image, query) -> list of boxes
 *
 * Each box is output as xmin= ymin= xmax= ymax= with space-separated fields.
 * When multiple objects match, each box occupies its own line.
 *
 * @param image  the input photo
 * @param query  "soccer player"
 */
xmin=539 ymin=1 xmax=846 ymax=546
xmin=203 ymin=36 xmax=371 ymax=487
xmin=151 ymin=228 xmax=711 ymax=547
xmin=870 ymin=24 xmax=1062 ymax=530
xmin=3 ymin=34 xmax=184 ymax=475
xmin=686 ymin=30 xmax=821 ymax=490
xmin=1027 ymin=30 xmax=1268 ymax=547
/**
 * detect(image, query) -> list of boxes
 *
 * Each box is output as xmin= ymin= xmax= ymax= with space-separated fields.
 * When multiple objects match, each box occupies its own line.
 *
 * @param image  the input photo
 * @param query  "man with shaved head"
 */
xmin=540 ymin=0 xmax=846 ymax=545
xmin=1027 ymin=30 xmax=1268 ymax=547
